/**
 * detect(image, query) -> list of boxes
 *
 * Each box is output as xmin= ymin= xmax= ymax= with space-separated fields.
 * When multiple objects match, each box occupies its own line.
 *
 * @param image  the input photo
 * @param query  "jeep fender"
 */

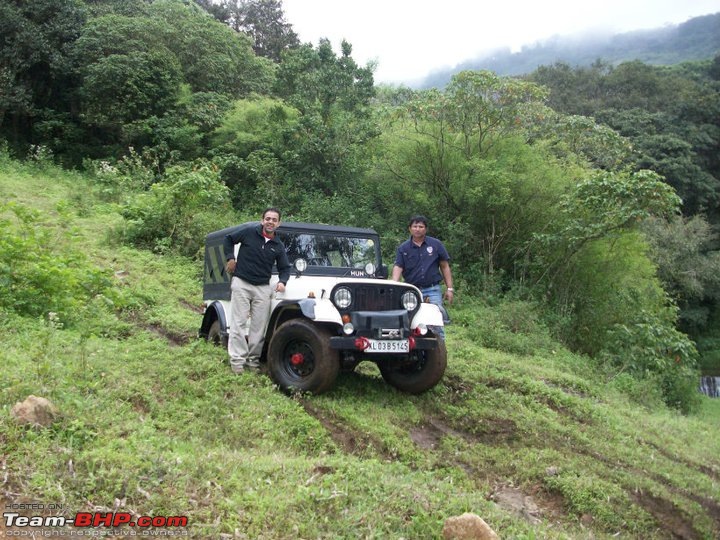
xmin=199 ymin=300 xmax=229 ymax=337
xmin=412 ymin=302 xmax=444 ymax=328
xmin=271 ymin=298 xmax=343 ymax=326
xmin=312 ymin=298 xmax=343 ymax=324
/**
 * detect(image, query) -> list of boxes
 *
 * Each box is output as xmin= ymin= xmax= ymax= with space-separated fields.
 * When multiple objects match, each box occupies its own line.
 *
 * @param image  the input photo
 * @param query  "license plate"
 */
xmin=366 ymin=339 xmax=409 ymax=353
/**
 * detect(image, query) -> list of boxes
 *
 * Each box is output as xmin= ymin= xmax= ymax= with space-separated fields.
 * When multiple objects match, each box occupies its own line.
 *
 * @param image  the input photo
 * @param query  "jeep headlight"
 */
xmin=294 ymin=258 xmax=307 ymax=273
xmin=401 ymin=290 xmax=419 ymax=311
xmin=333 ymin=287 xmax=352 ymax=309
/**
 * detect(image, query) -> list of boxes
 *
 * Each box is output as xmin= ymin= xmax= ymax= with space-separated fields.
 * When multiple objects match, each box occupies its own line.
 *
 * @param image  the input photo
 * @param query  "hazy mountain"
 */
xmin=420 ymin=12 xmax=720 ymax=89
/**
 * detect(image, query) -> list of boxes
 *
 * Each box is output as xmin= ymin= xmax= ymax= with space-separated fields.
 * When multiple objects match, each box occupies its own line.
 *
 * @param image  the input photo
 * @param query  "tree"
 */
xmin=72 ymin=13 xmax=182 ymax=150
xmin=147 ymin=0 xmax=274 ymax=97
xmin=370 ymin=72 xmax=570 ymax=282
xmin=227 ymin=0 xmax=299 ymax=61
xmin=0 ymin=0 xmax=86 ymax=150
xmin=529 ymin=59 xmax=720 ymax=222
xmin=528 ymin=61 xmax=610 ymax=116
xmin=81 ymin=51 xmax=182 ymax=129
xmin=403 ymin=71 xmax=548 ymax=159
xmin=83 ymin=0 xmax=151 ymax=17
xmin=635 ymin=133 xmax=718 ymax=214
xmin=210 ymin=97 xmax=297 ymax=208
xmin=196 ymin=0 xmax=299 ymax=62
xmin=270 ymin=39 xmax=377 ymax=197
xmin=75 ymin=2 xmax=274 ymax=100
xmin=377 ymin=71 xmax=550 ymax=238
xmin=534 ymin=170 xmax=681 ymax=281
xmin=193 ymin=0 xmax=229 ymax=22
xmin=275 ymin=39 xmax=374 ymax=119
xmin=524 ymin=109 xmax=634 ymax=171
xmin=69 ymin=0 xmax=275 ymax=158
xmin=642 ymin=215 xmax=720 ymax=333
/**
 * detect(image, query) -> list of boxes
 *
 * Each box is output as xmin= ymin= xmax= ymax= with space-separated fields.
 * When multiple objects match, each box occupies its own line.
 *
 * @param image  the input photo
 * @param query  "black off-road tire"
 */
xmin=267 ymin=319 xmax=340 ymax=394
xmin=378 ymin=339 xmax=447 ymax=394
xmin=207 ymin=320 xmax=228 ymax=349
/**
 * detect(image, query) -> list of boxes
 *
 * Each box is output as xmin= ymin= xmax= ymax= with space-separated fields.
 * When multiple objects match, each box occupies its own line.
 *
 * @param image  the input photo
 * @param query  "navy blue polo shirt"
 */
xmin=394 ymin=235 xmax=450 ymax=288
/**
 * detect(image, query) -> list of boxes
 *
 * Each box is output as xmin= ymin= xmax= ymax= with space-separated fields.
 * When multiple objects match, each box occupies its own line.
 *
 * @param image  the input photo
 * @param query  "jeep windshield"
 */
xmin=277 ymin=231 xmax=379 ymax=276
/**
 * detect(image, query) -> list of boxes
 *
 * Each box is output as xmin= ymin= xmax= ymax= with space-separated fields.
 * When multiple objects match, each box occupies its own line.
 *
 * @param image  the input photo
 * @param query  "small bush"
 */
xmin=85 ymin=147 xmax=159 ymax=201
xmin=696 ymin=336 xmax=720 ymax=375
xmin=26 ymin=144 xmax=55 ymax=168
xmin=453 ymin=298 xmax=558 ymax=356
xmin=0 ymin=202 xmax=113 ymax=324
xmin=119 ymin=160 xmax=234 ymax=258
xmin=600 ymin=307 xmax=701 ymax=413
xmin=606 ymin=372 xmax=666 ymax=410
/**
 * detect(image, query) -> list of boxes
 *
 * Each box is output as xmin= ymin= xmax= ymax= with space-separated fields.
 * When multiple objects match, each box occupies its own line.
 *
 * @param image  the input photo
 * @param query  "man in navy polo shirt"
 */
xmin=391 ymin=215 xmax=454 ymax=338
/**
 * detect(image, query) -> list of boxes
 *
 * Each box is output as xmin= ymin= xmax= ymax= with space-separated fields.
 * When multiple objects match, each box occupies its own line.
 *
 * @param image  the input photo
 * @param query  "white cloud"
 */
xmin=282 ymin=0 xmax=720 ymax=84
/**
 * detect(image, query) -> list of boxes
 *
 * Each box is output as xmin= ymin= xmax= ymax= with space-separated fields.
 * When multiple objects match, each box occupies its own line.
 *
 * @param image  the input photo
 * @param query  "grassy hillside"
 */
xmin=1 ymin=158 xmax=719 ymax=539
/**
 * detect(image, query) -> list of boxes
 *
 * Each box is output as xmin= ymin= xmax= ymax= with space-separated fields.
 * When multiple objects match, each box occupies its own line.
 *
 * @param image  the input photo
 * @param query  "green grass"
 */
xmin=1 ymin=157 xmax=719 ymax=539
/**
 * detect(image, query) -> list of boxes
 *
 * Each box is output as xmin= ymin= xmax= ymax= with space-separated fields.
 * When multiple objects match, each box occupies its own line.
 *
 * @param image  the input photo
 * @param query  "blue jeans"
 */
xmin=419 ymin=284 xmax=445 ymax=339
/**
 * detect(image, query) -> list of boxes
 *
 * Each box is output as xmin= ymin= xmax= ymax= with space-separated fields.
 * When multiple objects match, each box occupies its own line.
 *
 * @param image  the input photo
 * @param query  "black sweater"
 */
xmin=223 ymin=223 xmax=291 ymax=286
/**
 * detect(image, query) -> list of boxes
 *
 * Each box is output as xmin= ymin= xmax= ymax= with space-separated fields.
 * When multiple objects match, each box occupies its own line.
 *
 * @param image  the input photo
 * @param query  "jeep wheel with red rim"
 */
xmin=267 ymin=319 xmax=340 ymax=394
xmin=378 ymin=338 xmax=447 ymax=394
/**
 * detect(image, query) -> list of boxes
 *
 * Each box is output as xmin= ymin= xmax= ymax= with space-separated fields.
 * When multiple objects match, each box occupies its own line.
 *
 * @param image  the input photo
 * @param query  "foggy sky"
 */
xmin=282 ymin=0 xmax=720 ymax=84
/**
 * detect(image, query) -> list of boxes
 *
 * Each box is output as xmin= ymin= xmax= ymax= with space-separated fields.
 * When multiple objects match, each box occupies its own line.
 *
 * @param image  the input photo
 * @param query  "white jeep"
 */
xmin=199 ymin=222 xmax=447 ymax=394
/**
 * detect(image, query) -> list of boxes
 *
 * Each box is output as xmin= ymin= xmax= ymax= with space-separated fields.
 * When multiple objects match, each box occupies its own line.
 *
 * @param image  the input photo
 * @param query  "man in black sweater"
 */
xmin=223 ymin=208 xmax=291 ymax=372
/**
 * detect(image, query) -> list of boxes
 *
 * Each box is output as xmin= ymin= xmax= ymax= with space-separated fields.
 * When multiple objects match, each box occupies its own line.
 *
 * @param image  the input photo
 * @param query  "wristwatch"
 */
xmin=447 ymin=288 xmax=455 ymax=292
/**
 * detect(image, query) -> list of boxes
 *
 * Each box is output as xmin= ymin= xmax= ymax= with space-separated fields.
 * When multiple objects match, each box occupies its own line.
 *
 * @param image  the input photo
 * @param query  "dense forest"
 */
xmin=2 ymin=0 xmax=719 ymax=412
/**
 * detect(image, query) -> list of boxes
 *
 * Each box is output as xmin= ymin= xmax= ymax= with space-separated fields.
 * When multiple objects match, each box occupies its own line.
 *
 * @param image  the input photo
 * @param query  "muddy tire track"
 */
xmin=300 ymin=401 xmax=396 ymax=460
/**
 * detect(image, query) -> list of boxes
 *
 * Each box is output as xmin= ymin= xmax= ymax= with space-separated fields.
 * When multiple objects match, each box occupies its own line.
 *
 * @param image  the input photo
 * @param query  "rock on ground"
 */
xmin=11 ymin=395 xmax=59 ymax=427
xmin=442 ymin=512 xmax=499 ymax=540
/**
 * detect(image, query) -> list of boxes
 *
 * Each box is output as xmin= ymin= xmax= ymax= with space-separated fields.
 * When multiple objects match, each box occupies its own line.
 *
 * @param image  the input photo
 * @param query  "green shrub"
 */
xmin=696 ymin=336 xmax=720 ymax=375
xmin=600 ymin=307 xmax=701 ymax=413
xmin=85 ymin=147 xmax=159 ymax=201
xmin=606 ymin=372 xmax=666 ymax=410
xmin=119 ymin=160 xmax=234 ymax=257
xmin=660 ymin=364 xmax=702 ymax=414
xmin=0 ymin=202 xmax=113 ymax=324
xmin=547 ymin=232 xmax=668 ymax=356
xmin=452 ymin=298 xmax=558 ymax=356
xmin=695 ymin=308 xmax=720 ymax=375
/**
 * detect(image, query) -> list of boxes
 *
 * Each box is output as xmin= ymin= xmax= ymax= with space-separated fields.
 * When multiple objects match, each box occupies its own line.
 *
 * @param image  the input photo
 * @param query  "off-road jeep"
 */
xmin=199 ymin=222 xmax=447 ymax=394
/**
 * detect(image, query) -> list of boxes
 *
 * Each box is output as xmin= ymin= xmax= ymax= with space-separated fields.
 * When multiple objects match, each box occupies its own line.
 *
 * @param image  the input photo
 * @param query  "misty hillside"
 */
xmin=420 ymin=12 xmax=720 ymax=88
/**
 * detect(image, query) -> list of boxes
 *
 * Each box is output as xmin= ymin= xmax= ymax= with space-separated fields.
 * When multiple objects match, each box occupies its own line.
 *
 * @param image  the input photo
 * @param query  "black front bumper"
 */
xmin=328 ymin=309 xmax=439 ymax=351
xmin=329 ymin=336 xmax=439 ymax=350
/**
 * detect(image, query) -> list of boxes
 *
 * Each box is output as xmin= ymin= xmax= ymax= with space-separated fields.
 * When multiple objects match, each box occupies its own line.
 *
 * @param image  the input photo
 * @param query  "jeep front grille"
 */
xmin=353 ymin=285 xmax=399 ymax=311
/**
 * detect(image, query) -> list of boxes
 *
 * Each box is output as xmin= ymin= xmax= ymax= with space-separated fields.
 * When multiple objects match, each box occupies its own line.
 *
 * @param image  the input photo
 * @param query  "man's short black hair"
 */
xmin=263 ymin=207 xmax=282 ymax=220
xmin=408 ymin=215 xmax=428 ymax=227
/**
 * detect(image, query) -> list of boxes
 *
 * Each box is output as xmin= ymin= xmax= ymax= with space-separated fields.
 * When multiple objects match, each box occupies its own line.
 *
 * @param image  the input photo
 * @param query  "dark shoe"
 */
xmin=230 ymin=361 xmax=245 ymax=374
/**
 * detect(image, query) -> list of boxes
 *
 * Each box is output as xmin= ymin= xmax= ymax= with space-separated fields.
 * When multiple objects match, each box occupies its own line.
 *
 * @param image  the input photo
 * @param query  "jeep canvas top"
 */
xmin=200 ymin=222 xmax=447 ymax=394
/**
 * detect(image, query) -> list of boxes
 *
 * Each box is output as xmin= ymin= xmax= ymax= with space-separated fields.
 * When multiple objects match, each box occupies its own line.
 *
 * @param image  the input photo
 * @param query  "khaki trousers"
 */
xmin=228 ymin=277 xmax=272 ymax=370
